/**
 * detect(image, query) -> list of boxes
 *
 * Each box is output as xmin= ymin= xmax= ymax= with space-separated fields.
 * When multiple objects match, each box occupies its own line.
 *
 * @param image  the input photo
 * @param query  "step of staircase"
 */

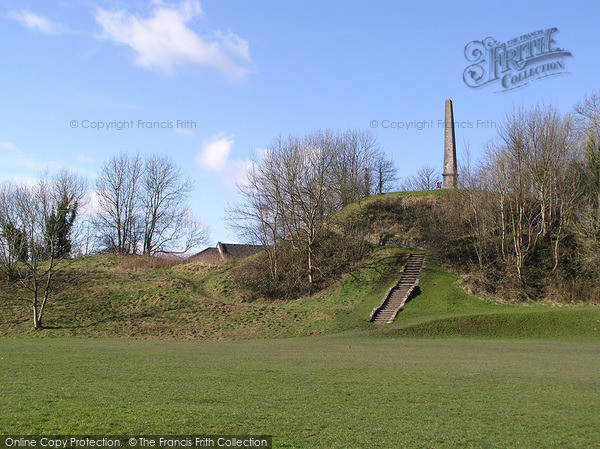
xmin=369 ymin=253 xmax=426 ymax=325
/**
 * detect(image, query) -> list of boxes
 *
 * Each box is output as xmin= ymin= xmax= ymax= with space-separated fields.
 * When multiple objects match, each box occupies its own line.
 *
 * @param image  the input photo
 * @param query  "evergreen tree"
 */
xmin=45 ymin=194 xmax=77 ymax=259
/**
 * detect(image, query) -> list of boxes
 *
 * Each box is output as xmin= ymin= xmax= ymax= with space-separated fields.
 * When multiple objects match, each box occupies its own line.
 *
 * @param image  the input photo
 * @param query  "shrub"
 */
xmin=232 ymin=231 xmax=369 ymax=300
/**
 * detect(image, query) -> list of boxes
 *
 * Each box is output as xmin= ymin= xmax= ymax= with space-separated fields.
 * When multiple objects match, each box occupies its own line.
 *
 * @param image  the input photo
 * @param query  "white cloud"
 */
xmin=77 ymin=189 xmax=101 ymax=218
xmin=6 ymin=10 xmax=65 ymax=34
xmin=194 ymin=134 xmax=258 ymax=188
xmin=195 ymin=133 xmax=234 ymax=171
xmin=95 ymin=1 xmax=254 ymax=79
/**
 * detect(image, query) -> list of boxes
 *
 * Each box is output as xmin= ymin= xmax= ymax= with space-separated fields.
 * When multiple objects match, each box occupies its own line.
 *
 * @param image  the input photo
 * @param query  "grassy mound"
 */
xmin=330 ymin=190 xmax=444 ymax=248
xmin=1 ymin=190 xmax=599 ymax=340
xmin=0 ymin=248 xmax=406 ymax=339
xmin=1 ymin=249 xmax=599 ymax=341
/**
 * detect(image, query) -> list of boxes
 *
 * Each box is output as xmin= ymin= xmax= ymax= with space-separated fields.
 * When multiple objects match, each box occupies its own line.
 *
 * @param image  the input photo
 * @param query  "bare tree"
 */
xmin=141 ymin=154 xmax=207 ymax=255
xmin=0 ymin=173 xmax=83 ymax=329
xmin=293 ymin=131 xmax=336 ymax=286
xmin=227 ymin=154 xmax=282 ymax=280
xmin=94 ymin=153 xmax=208 ymax=255
xmin=573 ymin=92 xmax=600 ymax=273
xmin=400 ymin=164 xmax=440 ymax=191
xmin=71 ymin=216 xmax=100 ymax=257
xmin=473 ymin=105 xmax=583 ymax=279
xmin=95 ymin=153 xmax=144 ymax=254
xmin=374 ymin=154 xmax=398 ymax=194
xmin=229 ymin=128 xmax=397 ymax=291
xmin=332 ymin=129 xmax=387 ymax=206
xmin=0 ymin=185 xmax=27 ymax=278
xmin=47 ymin=169 xmax=88 ymax=258
xmin=456 ymin=145 xmax=490 ymax=269
xmin=53 ymin=169 xmax=88 ymax=207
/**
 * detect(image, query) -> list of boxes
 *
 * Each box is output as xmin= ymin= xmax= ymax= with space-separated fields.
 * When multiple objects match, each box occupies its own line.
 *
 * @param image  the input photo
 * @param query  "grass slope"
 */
xmin=331 ymin=189 xmax=446 ymax=221
xmin=2 ymin=191 xmax=600 ymax=340
xmin=2 ymin=248 xmax=600 ymax=340
xmin=1 ymin=337 xmax=599 ymax=448
xmin=0 ymin=247 xmax=406 ymax=339
xmin=378 ymin=261 xmax=600 ymax=340
xmin=2 ymin=191 xmax=600 ymax=446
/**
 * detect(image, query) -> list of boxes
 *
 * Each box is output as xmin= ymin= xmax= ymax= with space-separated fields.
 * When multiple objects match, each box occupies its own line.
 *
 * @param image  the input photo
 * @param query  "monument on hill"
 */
xmin=442 ymin=98 xmax=458 ymax=189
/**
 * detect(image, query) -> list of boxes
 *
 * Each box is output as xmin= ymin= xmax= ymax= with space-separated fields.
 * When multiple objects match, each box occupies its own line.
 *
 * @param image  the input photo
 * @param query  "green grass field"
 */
xmin=2 ymin=259 xmax=600 ymax=447
xmin=1 ymin=336 xmax=599 ymax=448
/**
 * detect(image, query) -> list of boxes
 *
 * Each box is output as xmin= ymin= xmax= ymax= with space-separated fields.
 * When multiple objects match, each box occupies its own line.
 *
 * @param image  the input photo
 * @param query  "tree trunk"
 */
xmin=307 ymin=228 xmax=315 ymax=288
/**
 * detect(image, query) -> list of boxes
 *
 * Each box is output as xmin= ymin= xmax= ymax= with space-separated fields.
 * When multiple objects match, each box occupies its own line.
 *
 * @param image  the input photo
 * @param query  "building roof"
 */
xmin=220 ymin=243 xmax=263 ymax=258
xmin=189 ymin=242 xmax=263 ymax=263
xmin=192 ymin=247 xmax=220 ymax=258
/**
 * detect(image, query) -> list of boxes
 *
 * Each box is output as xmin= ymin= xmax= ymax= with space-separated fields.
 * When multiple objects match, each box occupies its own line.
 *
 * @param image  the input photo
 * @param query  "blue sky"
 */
xmin=1 ymin=0 xmax=598 ymax=247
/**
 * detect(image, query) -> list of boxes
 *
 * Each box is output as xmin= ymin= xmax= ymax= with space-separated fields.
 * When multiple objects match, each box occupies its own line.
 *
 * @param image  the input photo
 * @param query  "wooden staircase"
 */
xmin=369 ymin=253 xmax=426 ymax=325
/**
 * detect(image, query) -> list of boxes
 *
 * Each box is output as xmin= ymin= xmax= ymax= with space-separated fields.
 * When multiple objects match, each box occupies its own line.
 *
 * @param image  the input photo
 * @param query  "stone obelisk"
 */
xmin=442 ymin=98 xmax=458 ymax=189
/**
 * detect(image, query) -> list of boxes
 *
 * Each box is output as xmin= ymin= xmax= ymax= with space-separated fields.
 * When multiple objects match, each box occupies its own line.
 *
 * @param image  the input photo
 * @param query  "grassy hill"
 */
xmin=1 ymin=190 xmax=599 ymax=340
xmin=1 ymin=249 xmax=599 ymax=341
xmin=0 ymin=246 xmax=404 ymax=339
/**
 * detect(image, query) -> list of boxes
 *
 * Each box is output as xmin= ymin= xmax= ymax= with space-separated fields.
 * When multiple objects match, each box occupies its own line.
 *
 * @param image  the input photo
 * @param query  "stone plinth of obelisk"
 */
xmin=442 ymin=98 xmax=458 ymax=189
